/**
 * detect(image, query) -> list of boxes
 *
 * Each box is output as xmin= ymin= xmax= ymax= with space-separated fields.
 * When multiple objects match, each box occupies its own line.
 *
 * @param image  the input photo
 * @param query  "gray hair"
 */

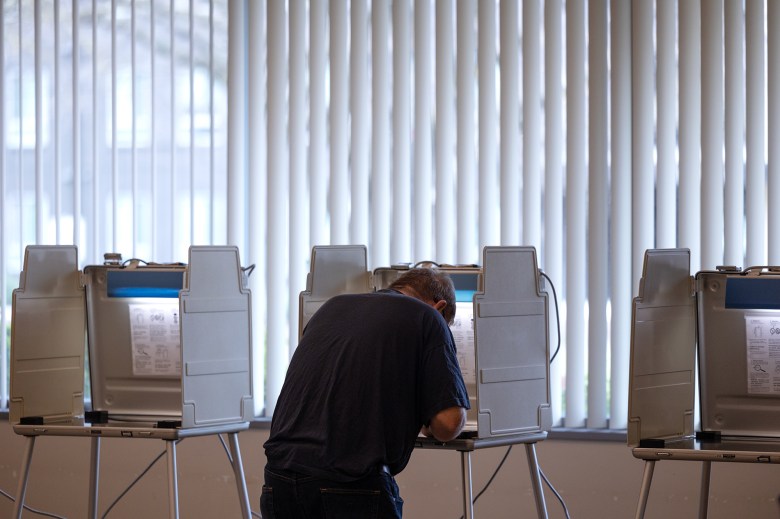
xmin=388 ymin=268 xmax=456 ymax=325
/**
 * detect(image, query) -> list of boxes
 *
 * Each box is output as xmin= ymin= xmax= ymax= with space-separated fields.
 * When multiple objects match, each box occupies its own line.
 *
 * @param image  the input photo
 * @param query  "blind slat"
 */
xmin=351 ymin=0 xmax=369 ymax=247
xmin=392 ymin=0 xmax=411 ymax=263
xmin=310 ymin=0 xmax=327 ymax=249
xmin=1 ymin=0 xmax=6 ymax=406
xmin=768 ymin=0 xmax=780 ymax=262
xmin=522 ymin=0 xmax=542 ymax=251
xmin=434 ymin=0 xmax=455 ymax=264
xmin=456 ymin=0 xmax=477 ymax=265
xmin=609 ymin=0 xmax=632 ymax=430
xmin=500 ymin=0 xmax=520 ymax=246
xmin=330 ymin=0 xmax=348 ymax=245
xmin=745 ymin=0 xmax=765 ymax=266
xmin=289 ymin=0 xmax=307 ymax=369
xmin=413 ymin=0 xmax=432 ymax=260
xmin=678 ymin=0 xmax=702 ymax=272
xmin=265 ymin=0 xmax=288 ymax=415
xmin=544 ymin=0 xmax=564 ymax=426
xmin=656 ymin=0 xmax=677 ymax=248
xmin=478 ymin=0 xmax=497 ymax=251
xmin=246 ymin=0 xmax=267 ymax=418
xmin=565 ymin=0 xmax=586 ymax=428
xmin=724 ymin=0 xmax=745 ymax=267
xmin=370 ymin=0 xmax=390 ymax=268
xmin=35 ymin=0 xmax=43 ymax=243
xmin=54 ymin=0 xmax=61 ymax=244
xmin=587 ymin=0 xmax=608 ymax=429
xmin=701 ymin=0 xmax=725 ymax=269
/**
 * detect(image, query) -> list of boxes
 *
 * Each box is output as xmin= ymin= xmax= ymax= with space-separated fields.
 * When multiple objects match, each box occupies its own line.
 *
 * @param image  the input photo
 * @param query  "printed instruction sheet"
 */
xmin=129 ymin=302 xmax=181 ymax=376
xmin=745 ymin=316 xmax=780 ymax=394
xmin=452 ymin=303 xmax=476 ymax=385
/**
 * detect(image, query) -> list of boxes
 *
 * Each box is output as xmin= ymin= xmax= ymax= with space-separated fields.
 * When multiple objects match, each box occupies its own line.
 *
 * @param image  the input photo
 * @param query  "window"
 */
xmin=2 ymin=1 xmax=776 ymax=430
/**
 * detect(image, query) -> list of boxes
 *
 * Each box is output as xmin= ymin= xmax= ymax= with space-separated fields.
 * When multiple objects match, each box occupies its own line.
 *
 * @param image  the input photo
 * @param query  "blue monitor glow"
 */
xmin=107 ymin=270 xmax=184 ymax=298
xmin=451 ymin=272 xmax=479 ymax=303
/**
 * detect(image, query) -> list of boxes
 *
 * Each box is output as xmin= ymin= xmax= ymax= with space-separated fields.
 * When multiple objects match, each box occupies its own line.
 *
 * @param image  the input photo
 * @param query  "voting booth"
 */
xmin=299 ymin=244 xmax=552 ymax=519
xmin=9 ymin=245 xmax=253 ymax=519
xmin=629 ymin=248 xmax=780 ymax=518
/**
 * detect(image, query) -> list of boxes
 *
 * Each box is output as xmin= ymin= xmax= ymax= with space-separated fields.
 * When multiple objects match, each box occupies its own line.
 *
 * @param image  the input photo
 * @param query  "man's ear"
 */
xmin=433 ymin=300 xmax=447 ymax=314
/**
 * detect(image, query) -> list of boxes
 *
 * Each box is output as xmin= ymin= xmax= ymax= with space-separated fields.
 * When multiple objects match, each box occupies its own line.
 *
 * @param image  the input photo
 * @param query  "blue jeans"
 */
xmin=260 ymin=465 xmax=404 ymax=519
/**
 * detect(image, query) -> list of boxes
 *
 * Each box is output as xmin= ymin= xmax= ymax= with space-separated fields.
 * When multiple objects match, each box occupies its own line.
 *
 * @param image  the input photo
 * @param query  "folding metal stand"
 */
xmin=417 ymin=432 xmax=548 ymax=519
xmin=12 ymin=429 xmax=251 ymax=519
xmin=635 ymin=456 xmax=714 ymax=519
xmin=628 ymin=249 xmax=780 ymax=519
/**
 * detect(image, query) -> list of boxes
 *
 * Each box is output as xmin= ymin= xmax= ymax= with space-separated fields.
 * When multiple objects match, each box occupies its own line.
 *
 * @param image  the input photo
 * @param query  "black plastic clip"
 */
xmin=638 ymin=438 xmax=667 ymax=448
xmin=695 ymin=430 xmax=722 ymax=443
xmin=86 ymin=410 xmax=109 ymax=424
xmin=156 ymin=420 xmax=182 ymax=429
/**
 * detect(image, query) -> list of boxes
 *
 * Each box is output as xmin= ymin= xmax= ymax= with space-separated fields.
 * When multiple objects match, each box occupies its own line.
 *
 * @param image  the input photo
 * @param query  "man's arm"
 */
xmin=421 ymin=406 xmax=467 ymax=442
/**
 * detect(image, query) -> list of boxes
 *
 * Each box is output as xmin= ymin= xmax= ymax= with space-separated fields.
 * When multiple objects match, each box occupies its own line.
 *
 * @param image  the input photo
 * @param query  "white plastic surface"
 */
xmin=10 ymin=246 xmax=86 ymax=424
xmin=628 ymin=249 xmax=696 ymax=446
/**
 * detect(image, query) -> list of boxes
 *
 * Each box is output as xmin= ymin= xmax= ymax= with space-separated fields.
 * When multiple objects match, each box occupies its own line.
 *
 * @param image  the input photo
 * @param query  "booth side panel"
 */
xmin=298 ymin=245 xmax=371 ymax=339
xmin=474 ymin=246 xmax=551 ymax=437
xmin=10 ymin=246 xmax=86 ymax=424
xmin=181 ymin=247 xmax=253 ymax=427
xmin=627 ymin=248 xmax=695 ymax=446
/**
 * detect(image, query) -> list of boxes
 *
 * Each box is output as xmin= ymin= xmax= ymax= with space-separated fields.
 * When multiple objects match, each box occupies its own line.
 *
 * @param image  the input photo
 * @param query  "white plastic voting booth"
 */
xmin=629 ymin=249 xmax=780 ymax=518
xmin=10 ymin=245 xmax=253 ymax=519
xmin=299 ymin=245 xmax=552 ymax=519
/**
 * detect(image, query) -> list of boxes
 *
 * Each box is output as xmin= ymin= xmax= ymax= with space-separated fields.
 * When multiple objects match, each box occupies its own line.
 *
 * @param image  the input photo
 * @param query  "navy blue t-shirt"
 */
xmin=263 ymin=289 xmax=470 ymax=481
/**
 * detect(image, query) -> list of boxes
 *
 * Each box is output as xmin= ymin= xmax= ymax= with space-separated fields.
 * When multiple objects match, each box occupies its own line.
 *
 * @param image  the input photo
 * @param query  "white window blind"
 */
xmin=2 ymin=0 xmax=777 ymax=431
xmin=1 ymin=0 xmax=232 ymax=406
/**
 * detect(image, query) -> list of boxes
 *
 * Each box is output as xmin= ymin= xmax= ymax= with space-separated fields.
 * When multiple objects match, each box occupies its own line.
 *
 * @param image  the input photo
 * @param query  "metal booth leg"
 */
xmin=524 ymin=443 xmax=549 ymax=519
xmin=227 ymin=432 xmax=252 ymax=519
xmin=166 ymin=440 xmax=180 ymax=519
xmin=698 ymin=461 xmax=711 ymax=519
xmin=460 ymin=450 xmax=475 ymax=519
xmin=635 ymin=460 xmax=656 ymax=519
xmin=88 ymin=437 xmax=101 ymax=519
xmin=13 ymin=436 xmax=36 ymax=519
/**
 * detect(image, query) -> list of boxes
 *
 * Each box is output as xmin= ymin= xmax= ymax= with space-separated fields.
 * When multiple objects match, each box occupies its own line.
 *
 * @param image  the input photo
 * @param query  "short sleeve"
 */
xmin=418 ymin=326 xmax=470 ymax=425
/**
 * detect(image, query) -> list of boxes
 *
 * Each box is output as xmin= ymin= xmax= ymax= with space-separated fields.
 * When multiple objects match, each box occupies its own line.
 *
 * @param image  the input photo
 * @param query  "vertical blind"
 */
xmin=1 ymin=0 xmax=231 ymax=406
xmin=1 ymin=0 xmax=778 ymax=431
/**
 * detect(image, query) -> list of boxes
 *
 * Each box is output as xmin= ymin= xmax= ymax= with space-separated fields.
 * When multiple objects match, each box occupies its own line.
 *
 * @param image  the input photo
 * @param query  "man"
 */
xmin=261 ymin=267 xmax=470 ymax=519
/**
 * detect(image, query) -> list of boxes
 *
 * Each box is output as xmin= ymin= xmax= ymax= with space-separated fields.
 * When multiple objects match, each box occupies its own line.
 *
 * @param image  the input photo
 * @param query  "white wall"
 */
xmin=1 ymin=425 xmax=779 ymax=518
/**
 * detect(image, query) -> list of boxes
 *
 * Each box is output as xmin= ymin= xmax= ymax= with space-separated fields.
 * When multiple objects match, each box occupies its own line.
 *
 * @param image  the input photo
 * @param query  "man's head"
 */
xmin=388 ymin=268 xmax=456 ymax=325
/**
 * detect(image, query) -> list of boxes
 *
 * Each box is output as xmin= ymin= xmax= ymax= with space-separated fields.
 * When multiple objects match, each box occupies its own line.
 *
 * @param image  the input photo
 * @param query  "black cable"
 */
xmin=121 ymin=258 xmax=149 ymax=266
xmin=100 ymin=436 xmax=259 ymax=518
xmin=412 ymin=260 xmax=441 ymax=268
xmin=457 ymin=445 xmax=513 ymax=519
xmin=0 ymin=487 xmax=68 ymax=519
xmin=538 ymin=271 xmax=571 ymax=517
xmin=540 ymin=466 xmax=571 ymax=519
xmin=120 ymin=258 xmax=186 ymax=267
xmin=100 ymin=441 xmax=177 ymax=519
xmin=217 ymin=433 xmax=233 ymax=463
xmin=540 ymin=271 xmax=562 ymax=363
xmin=451 ymin=448 xmax=572 ymax=519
